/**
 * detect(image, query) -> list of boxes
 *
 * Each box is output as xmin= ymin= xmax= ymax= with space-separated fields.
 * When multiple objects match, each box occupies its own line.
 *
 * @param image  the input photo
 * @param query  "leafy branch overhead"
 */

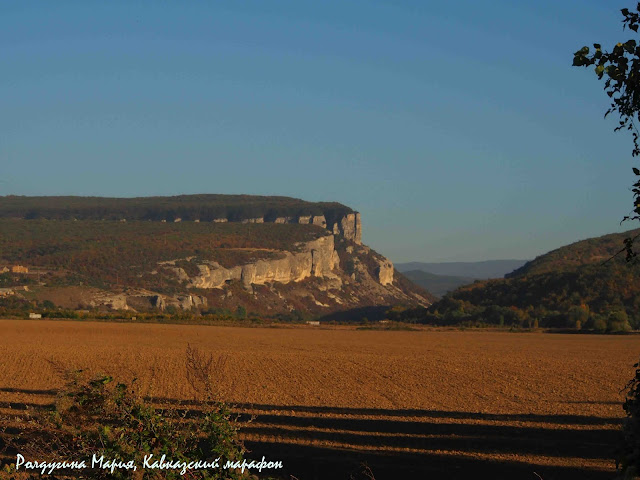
xmin=573 ymin=4 xmax=640 ymax=260
xmin=573 ymin=8 xmax=640 ymax=154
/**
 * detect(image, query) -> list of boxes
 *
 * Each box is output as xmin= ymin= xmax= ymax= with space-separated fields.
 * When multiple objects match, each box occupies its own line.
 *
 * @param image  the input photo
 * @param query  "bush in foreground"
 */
xmin=2 ymin=349 xmax=255 ymax=480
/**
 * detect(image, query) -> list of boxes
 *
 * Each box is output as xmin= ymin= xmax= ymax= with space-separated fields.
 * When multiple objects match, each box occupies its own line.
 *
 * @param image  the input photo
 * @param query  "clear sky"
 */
xmin=1 ymin=1 xmax=637 ymax=262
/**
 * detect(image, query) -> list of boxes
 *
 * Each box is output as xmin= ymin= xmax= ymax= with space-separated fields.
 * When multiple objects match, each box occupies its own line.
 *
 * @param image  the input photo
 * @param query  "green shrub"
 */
xmin=608 ymin=311 xmax=632 ymax=333
xmin=569 ymin=305 xmax=589 ymax=328
xmin=235 ymin=306 xmax=247 ymax=319
xmin=3 ymin=348 xmax=251 ymax=480
xmin=592 ymin=316 xmax=608 ymax=333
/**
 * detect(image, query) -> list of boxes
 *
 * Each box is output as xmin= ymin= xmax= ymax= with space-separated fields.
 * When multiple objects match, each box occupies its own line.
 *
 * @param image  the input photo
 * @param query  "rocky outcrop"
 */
xmin=311 ymin=215 xmax=327 ymax=227
xmin=176 ymin=294 xmax=207 ymax=310
xmin=188 ymin=235 xmax=340 ymax=290
xmin=167 ymin=267 xmax=189 ymax=282
xmin=167 ymin=211 xmax=363 ymax=243
xmin=376 ymin=259 xmax=394 ymax=285
xmin=88 ymin=292 xmax=129 ymax=310
xmin=332 ymin=213 xmax=361 ymax=244
xmin=124 ymin=293 xmax=207 ymax=311
xmin=151 ymin=295 xmax=165 ymax=310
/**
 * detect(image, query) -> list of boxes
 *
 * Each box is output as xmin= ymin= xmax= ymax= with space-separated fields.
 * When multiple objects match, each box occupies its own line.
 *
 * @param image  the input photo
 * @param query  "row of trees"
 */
xmin=0 ymin=195 xmax=354 ymax=225
xmin=388 ymin=300 xmax=634 ymax=332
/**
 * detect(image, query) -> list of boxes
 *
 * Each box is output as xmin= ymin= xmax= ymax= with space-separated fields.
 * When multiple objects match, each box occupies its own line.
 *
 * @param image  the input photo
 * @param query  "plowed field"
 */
xmin=1 ymin=319 xmax=638 ymax=479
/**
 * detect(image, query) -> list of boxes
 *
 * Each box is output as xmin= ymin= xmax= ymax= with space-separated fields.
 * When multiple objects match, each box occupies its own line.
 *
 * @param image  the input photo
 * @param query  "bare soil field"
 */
xmin=1 ymin=319 xmax=639 ymax=479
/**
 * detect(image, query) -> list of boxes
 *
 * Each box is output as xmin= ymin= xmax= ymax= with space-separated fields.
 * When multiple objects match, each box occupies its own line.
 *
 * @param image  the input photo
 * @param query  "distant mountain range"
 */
xmin=395 ymin=260 xmax=529 ymax=297
xmin=401 ymin=270 xmax=477 ymax=297
xmin=395 ymin=260 xmax=529 ymax=279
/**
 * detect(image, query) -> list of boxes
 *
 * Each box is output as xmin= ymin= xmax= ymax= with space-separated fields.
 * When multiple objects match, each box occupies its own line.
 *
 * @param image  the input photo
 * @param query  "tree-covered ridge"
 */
xmin=507 ymin=228 xmax=640 ymax=277
xmin=390 ymin=229 xmax=640 ymax=331
xmin=0 ymin=219 xmax=326 ymax=291
xmin=0 ymin=194 xmax=355 ymax=224
xmin=450 ymin=260 xmax=640 ymax=317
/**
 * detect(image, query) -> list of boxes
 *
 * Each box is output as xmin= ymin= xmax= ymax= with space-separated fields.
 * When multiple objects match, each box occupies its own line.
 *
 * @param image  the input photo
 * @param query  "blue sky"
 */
xmin=1 ymin=1 xmax=637 ymax=262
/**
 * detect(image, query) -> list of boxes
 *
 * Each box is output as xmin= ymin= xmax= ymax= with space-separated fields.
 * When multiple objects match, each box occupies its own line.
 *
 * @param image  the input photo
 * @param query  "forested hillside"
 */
xmin=507 ymin=229 xmax=640 ymax=277
xmin=390 ymin=229 xmax=640 ymax=331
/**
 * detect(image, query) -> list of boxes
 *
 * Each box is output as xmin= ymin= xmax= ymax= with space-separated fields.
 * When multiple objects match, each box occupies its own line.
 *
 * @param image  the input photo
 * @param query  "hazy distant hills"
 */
xmin=395 ymin=260 xmax=529 ymax=296
xmin=401 ymin=270 xmax=477 ymax=297
xmin=395 ymin=260 xmax=529 ymax=279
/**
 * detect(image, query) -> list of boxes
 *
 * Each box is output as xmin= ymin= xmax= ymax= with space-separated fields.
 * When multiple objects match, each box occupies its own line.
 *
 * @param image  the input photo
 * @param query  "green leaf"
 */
xmin=606 ymin=65 xmax=620 ymax=80
xmin=625 ymin=40 xmax=637 ymax=53
xmin=596 ymin=64 xmax=605 ymax=76
xmin=633 ymin=167 xmax=640 ymax=175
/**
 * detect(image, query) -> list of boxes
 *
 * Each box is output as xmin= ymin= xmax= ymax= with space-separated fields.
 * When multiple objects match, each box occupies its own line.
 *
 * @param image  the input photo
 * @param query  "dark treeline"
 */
xmin=0 ymin=194 xmax=354 ymax=225
xmin=0 ymin=293 xmax=317 ymax=325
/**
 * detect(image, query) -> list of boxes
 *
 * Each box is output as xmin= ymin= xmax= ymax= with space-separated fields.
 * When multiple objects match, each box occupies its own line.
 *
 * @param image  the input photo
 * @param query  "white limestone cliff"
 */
xmin=189 ymin=235 xmax=340 ymax=289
